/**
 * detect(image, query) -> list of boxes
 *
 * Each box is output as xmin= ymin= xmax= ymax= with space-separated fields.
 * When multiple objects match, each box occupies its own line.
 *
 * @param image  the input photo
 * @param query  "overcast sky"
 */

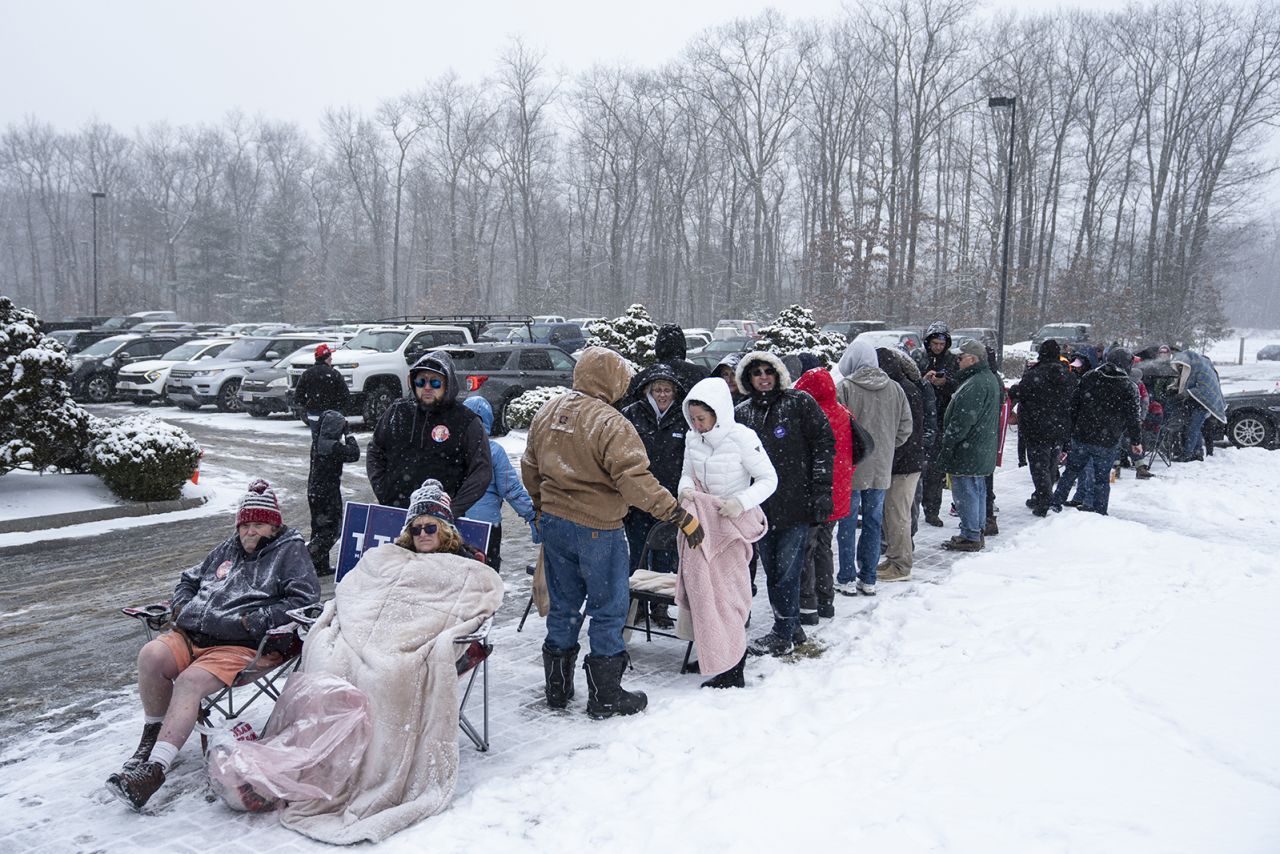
xmin=2 ymin=0 xmax=1129 ymax=133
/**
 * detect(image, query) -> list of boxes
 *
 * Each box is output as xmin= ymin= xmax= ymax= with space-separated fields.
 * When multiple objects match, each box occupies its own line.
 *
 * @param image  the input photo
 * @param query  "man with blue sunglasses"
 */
xmin=366 ymin=350 xmax=492 ymax=515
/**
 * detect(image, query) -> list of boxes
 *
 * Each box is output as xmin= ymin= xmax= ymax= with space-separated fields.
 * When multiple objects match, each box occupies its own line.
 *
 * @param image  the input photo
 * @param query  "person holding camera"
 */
xmin=918 ymin=321 xmax=960 ymax=527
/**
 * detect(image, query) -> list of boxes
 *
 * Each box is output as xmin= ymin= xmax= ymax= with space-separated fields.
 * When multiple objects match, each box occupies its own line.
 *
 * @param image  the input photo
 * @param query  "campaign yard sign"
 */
xmin=336 ymin=502 xmax=493 ymax=581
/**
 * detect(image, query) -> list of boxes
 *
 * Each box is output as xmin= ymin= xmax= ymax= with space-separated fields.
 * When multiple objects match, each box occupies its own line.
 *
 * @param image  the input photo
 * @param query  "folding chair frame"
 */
xmin=625 ymin=521 xmax=696 ymax=673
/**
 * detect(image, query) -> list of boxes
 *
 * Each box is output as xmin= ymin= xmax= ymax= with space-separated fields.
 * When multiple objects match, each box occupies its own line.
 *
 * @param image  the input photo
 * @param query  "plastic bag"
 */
xmin=207 ymin=672 xmax=372 ymax=812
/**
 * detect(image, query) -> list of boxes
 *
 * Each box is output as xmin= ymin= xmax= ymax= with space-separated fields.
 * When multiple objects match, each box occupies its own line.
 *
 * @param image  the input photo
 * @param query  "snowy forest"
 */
xmin=2 ymin=0 xmax=1279 ymax=344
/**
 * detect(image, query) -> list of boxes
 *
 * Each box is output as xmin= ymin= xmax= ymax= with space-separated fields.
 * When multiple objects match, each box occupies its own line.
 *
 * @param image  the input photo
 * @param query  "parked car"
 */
xmin=128 ymin=321 xmax=199 ymax=335
xmin=1031 ymin=322 xmax=1092 ymax=352
xmin=45 ymin=328 xmax=116 ymax=354
xmin=442 ymin=343 xmax=577 ymax=435
xmin=687 ymin=337 xmax=752 ymax=371
xmin=713 ymin=319 xmax=760 ymax=340
xmin=1223 ymin=389 xmax=1280 ymax=449
xmin=40 ymin=315 xmax=112 ymax=333
xmin=1256 ymin=344 xmax=1280 ymax=362
xmin=166 ymin=332 xmax=333 ymax=412
xmin=238 ymin=344 xmax=330 ymax=418
xmin=952 ymin=327 xmax=999 ymax=354
xmin=532 ymin=314 xmax=567 ymax=324
xmin=95 ymin=311 xmax=180 ymax=332
xmin=505 ymin=322 xmax=586 ymax=353
xmin=820 ymin=320 xmax=886 ymax=341
xmin=853 ymin=329 xmax=924 ymax=361
xmin=68 ymin=333 xmax=195 ymax=403
xmin=287 ymin=323 xmax=474 ymax=424
xmin=115 ymin=338 xmax=237 ymax=404
xmin=568 ymin=316 xmax=604 ymax=329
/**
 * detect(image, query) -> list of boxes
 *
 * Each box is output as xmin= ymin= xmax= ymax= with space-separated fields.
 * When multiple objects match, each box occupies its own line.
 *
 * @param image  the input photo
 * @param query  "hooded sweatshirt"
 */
xmin=366 ymin=350 xmax=493 ymax=513
xmin=793 ymin=367 xmax=854 ymax=520
xmin=460 ymin=395 xmax=535 ymax=527
xmin=835 ymin=338 xmax=912 ymax=490
xmin=522 ymin=347 xmax=679 ymax=529
xmin=621 ymin=363 xmax=687 ymax=494
xmin=678 ymin=376 xmax=778 ymax=510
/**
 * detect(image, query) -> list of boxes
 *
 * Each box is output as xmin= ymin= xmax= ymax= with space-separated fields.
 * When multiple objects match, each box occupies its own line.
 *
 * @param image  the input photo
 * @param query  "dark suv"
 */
xmin=443 ymin=343 xmax=577 ymax=435
xmin=68 ymin=333 xmax=195 ymax=403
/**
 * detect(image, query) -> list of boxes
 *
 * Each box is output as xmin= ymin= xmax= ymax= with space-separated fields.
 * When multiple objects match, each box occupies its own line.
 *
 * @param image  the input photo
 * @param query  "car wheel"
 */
xmin=216 ymin=379 xmax=243 ymax=413
xmin=85 ymin=373 xmax=114 ymax=403
xmin=1227 ymin=411 xmax=1273 ymax=448
xmin=492 ymin=393 xmax=519 ymax=437
xmin=176 ymin=400 xmax=202 ymax=411
xmin=362 ymin=382 xmax=397 ymax=426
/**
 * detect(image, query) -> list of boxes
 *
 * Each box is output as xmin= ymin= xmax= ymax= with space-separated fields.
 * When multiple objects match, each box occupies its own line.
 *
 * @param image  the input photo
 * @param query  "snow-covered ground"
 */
xmin=2 ymin=435 xmax=1277 ymax=850
xmin=0 ymin=468 xmax=124 ymax=521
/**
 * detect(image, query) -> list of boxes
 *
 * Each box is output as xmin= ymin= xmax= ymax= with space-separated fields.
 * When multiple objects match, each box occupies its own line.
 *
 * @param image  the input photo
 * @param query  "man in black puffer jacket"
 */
xmin=621 ymin=324 xmax=707 ymax=407
xmin=294 ymin=343 xmax=350 ymax=430
xmin=1009 ymin=339 xmax=1077 ymax=515
xmin=734 ymin=351 xmax=835 ymax=657
xmin=1048 ymin=348 xmax=1142 ymax=516
xmin=366 ymin=350 xmax=492 ymax=514
xmin=917 ymin=321 xmax=960 ymax=526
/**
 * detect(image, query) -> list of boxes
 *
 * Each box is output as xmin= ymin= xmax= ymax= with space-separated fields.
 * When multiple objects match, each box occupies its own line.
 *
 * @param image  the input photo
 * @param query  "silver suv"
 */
xmin=166 ymin=333 xmax=332 ymax=412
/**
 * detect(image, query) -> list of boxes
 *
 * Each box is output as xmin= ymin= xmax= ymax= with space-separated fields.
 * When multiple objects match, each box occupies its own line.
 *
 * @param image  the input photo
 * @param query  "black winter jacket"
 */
xmin=366 ymin=351 xmax=492 ymax=513
xmin=1070 ymin=364 xmax=1142 ymax=449
xmin=918 ymin=321 xmax=961 ymax=417
xmin=621 ymin=369 xmax=688 ymax=495
xmin=294 ymin=362 xmax=350 ymax=414
xmin=1010 ymin=359 xmax=1076 ymax=447
xmin=734 ymin=353 xmax=835 ymax=527
xmin=308 ymin=409 xmax=360 ymax=501
xmin=878 ymin=351 xmax=926 ymax=475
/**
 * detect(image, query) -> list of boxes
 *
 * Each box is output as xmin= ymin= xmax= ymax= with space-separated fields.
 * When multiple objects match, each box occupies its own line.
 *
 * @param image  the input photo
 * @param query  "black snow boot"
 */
xmin=542 ymin=643 xmax=579 ymax=709
xmin=106 ymin=761 xmax=166 ymax=811
xmin=122 ymin=721 xmax=162 ymax=771
xmin=583 ymin=653 xmax=648 ymax=719
xmin=701 ymin=654 xmax=747 ymax=689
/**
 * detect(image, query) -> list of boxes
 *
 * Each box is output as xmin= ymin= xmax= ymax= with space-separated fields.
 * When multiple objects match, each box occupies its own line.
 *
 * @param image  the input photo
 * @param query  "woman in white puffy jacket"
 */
xmin=676 ymin=377 xmax=778 ymax=687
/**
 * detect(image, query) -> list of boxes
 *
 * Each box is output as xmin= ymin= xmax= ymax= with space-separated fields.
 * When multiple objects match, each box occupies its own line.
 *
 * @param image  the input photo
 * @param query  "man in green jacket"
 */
xmin=936 ymin=339 xmax=1001 ymax=551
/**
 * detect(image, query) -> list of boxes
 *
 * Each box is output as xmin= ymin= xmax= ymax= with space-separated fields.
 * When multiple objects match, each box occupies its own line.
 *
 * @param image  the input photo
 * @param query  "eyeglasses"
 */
xmin=749 ymin=366 xmax=776 ymax=377
xmin=408 ymin=523 xmax=439 ymax=536
xmin=413 ymin=376 xmax=444 ymax=389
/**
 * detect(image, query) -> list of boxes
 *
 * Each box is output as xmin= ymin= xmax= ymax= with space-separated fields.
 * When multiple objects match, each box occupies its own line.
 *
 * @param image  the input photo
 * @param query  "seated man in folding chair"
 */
xmin=107 ymin=479 xmax=320 ymax=811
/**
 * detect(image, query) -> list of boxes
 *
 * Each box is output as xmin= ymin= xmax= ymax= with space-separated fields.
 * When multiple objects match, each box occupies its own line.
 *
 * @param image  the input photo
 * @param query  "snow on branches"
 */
xmin=584 ymin=304 xmax=656 ymax=367
xmin=752 ymin=304 xmax=846 ymax=368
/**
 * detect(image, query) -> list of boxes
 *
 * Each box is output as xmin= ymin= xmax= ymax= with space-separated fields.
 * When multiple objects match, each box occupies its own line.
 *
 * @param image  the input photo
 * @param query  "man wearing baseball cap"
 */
xmin=935 ymin=339 xmax=1002 ymax=551
xmin=294 ymin=342 xmax=350 ymax=432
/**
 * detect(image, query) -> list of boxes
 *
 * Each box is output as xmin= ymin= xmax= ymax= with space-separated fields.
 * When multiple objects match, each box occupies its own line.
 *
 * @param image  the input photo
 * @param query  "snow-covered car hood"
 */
xmin=116 ymin=358 xmax=179 ymax=375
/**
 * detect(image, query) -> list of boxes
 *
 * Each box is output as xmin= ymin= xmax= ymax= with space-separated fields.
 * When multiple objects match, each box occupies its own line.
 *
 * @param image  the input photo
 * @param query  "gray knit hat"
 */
xmin=404 ymin=478 xmax=454 ymax=534
xmin=958 ymin=339 xmax=986 ymax=360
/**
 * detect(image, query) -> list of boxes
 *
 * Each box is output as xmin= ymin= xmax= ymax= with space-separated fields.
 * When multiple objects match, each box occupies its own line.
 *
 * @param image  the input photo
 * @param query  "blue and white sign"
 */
xmin=336 ymin=502 xmax=493 ymax=582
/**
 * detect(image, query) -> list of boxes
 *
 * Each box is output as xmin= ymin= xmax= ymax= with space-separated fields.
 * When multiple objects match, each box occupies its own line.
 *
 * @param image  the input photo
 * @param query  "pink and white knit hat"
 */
xmin=237 ymin=479 xmax=283 ymax=527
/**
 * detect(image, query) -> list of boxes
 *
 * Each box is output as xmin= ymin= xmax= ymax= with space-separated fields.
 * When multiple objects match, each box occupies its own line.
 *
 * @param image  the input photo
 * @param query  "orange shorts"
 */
xmin=158 ymin=631 xmax=280 ymax=687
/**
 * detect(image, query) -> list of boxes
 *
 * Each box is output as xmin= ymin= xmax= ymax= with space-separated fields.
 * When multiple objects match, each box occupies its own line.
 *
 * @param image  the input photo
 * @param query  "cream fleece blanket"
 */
xmin=280 ymin=544 xmax=503 ymax=845
xmin=675 ymin=491 xmax=767 ymax=677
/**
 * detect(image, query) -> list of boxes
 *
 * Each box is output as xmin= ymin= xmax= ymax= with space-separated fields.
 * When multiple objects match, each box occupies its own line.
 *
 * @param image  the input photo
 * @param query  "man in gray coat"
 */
xmin=834 ymin=339 xmax=913 ymax=596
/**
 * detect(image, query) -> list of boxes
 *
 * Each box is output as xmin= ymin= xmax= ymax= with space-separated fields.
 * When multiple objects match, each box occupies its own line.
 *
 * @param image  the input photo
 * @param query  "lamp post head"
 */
xmin=988 ymin=96 xmax=1016 ymax=109
xmin=91 ymin=191 xmax=106 ymax=199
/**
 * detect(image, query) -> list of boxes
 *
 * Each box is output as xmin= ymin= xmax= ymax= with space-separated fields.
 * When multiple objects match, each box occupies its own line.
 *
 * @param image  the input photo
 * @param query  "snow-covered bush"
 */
xmin=504 ymin=386 xmax=573 ymax=430
xmin=0 ymin=296 xmax=99 ymax=474
xmin=752 ymin=304 xmax=847 ymax=368
xmin=90 ymin=415 xmax=201 ymax=502
xmin=585 ymin=304 xmax=657 ymax=366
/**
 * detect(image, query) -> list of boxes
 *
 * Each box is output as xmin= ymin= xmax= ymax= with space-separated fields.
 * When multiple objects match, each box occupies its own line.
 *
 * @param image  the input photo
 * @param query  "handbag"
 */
xmin=849 ymin=413 xmax=875 ymax=465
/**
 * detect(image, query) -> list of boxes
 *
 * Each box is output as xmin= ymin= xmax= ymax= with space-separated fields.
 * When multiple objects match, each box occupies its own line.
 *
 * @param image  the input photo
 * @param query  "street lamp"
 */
xmin=988 ymin=96 xmax=1016 ymax=359
xmin=91 ymin=190 xmax=106 ymax=315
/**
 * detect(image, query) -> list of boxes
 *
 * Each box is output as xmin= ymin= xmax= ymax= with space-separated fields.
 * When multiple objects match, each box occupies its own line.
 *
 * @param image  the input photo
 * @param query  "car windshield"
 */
xmin=530 ymin=324 xmax=555 ymax=338
xmin=216 ymin=338 xmax=273 ymax=361
xmin=705 ymin=339 xmax=746 ymax=353
xmin=857 ymin=332 xmax=911 ymax=350
xmin=447 ymin=350 xmax=511 ymax=371
xmin=77 ymin=336 xmax=133 ymax=357
xmin=345 ymin=330 xmax=409 ymax=352
xmin=98 ymin=317 xmax=130 ymax=330
xmin=1037 ymin=324 xmax=1081 ymax=338
xmin=161 ymin=342 xmax=212 ymax=361
xmin=479 ymin=325 xmax=515 ymax=341
xmin=820 ymin=324 xmax=849 ymax=336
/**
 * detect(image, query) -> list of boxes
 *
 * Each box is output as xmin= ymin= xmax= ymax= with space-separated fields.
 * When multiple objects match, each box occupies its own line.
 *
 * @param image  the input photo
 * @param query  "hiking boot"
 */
xmin=817 ymin=602 xmax=835 ymax=619
xmin=1136 ymin=465 xmax=1153 ymax=480
xmin=106 ymin=760 xmax=165 ymax=810
xmin=1076 ymin=505 xmax=1097 ymax=513
xmin=542 ymin=643 xmax=579 ymax=709
xmin=983 ymin=517 xmax=999 ymax=537
xmin=649 ymin=602 xmax=675 ymax=630
xmin=122 ymin=721 xmax=162 ymax=771
xmin=835 ymin=581 xmax=860 ymax=597
xmin=857 ymin=580 xmax=877 ymax=596
xmin=924 ymin=515 xmax=944 ymax=527
xmin=701 ymin=654 xmax=746 ymax=689
xmin=1025 ymin=498 xmax=1037 ymax=508
xmin=1049 ymin=504 xmax=1063 ymax=513
xmin=747 ymin=631 xmax=794 ymax=657
xmin=583 ymin=653 xmax=647 ymax=719
xmin=878 ymin=563 xmax=912 ymax=583
xmin=1064 ymin=499 xmax=1082 ymax=508
xmin=1031 ymin=507 xmax=1048 ymax=518
xmin=941 ymin=536 xmax=983 ymax=552
xmin=792 ymin=626 xmax=808 ymax=645
xmin=799 ymin=610 xmax=820 ymax=626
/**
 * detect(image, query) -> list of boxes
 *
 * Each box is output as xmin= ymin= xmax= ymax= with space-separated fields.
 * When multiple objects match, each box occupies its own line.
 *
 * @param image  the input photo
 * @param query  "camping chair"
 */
xmin=120 ymin=602 xmax=310 ymax=753
xmin=285 ymin=607 xmax=495 ymax=753
xmin=625 ymin=522 xmax=696 ymax=674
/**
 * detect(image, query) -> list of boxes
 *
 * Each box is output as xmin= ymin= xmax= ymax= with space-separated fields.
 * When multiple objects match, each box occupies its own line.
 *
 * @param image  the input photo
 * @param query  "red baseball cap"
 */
xmin=315 ymin=343 xmax=333 ymax=360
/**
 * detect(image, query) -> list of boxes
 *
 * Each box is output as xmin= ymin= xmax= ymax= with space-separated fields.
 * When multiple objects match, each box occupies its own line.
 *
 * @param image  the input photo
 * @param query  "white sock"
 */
xmin=144 ymin=715 xmax=164 ymax=725
xmin=148 ymin=741 xmax=179 ymax=771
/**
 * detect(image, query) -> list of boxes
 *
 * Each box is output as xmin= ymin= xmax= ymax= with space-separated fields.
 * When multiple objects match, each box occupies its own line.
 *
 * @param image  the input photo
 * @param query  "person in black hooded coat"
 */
xmin=1009 ymin=340 xmax=1077 ymax=514
xmin=307 ymin=409 xmax=361 ymax=574
xmin=620 ymin=364 xmax=687 ymax=573
xmin=917 ymin=321 xmax=960 ymax=525
xmin=366 ymin=350 xmax=492 ymax=514
xmin=621 ymin=324 xmax=707 ymax=407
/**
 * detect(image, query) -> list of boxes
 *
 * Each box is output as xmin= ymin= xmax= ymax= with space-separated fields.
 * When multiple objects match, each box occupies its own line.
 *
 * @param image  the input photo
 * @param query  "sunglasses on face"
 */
xmin=408 ymin=523 xmax=439 ymax=536
xmin=750 ymin=366 xmax=777 ymax=377
xmin=413 ymin=376 xmax=444 ymax=389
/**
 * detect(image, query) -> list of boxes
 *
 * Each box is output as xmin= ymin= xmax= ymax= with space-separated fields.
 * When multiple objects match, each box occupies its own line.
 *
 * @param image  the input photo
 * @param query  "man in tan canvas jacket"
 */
xmin=523 ymin=347 xmax=704 ymax=720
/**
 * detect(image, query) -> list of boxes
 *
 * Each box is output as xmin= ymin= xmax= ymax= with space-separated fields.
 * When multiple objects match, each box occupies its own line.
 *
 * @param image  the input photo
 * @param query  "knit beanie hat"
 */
xmin=237 ymin=479 xmax=283 ymax=527
xmin=958 ymin=339 xmax=986 ymax=360
xmin=1037 ymin=339 xmax=1061 ymax=363
xmin=404 ymin=478 xmax=454 ymax=533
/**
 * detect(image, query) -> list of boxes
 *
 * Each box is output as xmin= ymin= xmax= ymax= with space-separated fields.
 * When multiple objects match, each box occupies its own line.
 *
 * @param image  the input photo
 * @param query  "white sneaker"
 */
xmin=856 ymin=580 xmax=877 ymax=596
xmin=835 ymin=581 xmax=860 ymax=597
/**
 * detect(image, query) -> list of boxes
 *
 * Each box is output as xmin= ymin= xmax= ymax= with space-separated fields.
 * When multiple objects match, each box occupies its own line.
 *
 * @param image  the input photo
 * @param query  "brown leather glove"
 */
xmin=669 ymin=508 xmax=704 ymax=549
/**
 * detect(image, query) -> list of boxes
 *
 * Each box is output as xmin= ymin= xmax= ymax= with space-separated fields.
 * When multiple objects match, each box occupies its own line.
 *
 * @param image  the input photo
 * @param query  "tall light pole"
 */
xmin=90 ymin=191 xmax=106 ymax=315
xmin=988 ymin=96 xmax=1016 ymax=359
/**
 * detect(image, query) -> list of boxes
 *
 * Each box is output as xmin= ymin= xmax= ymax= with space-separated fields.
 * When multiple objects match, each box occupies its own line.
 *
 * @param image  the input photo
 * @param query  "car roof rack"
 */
xmin=374 ymin=314 xmax=536 ymax=339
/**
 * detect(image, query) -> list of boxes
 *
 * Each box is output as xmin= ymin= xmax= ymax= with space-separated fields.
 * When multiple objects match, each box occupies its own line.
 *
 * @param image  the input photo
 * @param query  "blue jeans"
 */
xmin=836 ymin=488 xmax=885 ymax=585
xmin=757 ymin=523 xmax=808 ymax=639
xmin=541 ymin=513 xmax=630 ymax=657
xmin=950 ymin=476 xmax=987 ymax=541
xmin=1182 ymin=405 xmax=1209 ymax=459
xmin=1051 ymin=440 xmax=1120 ymax=514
